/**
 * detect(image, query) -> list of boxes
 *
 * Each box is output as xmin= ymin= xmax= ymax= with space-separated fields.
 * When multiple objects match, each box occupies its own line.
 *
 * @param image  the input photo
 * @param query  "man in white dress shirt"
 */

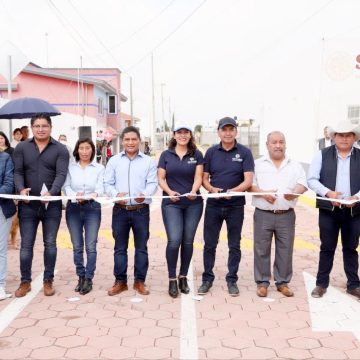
xmin=250 ymin=131 xmax=307 ymax=297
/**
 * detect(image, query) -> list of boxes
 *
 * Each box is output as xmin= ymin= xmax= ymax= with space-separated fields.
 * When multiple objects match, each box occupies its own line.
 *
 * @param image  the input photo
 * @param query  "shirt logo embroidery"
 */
xmin=232 ymin=154 xmax=243 ymax=162
xmin=187 ymin=157 xmax=197 ymax=164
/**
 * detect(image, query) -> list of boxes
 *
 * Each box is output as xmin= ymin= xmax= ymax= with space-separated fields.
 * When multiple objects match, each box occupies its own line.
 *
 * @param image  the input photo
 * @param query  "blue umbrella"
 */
xmin=0 ymin=97 xmax=61 ymax=119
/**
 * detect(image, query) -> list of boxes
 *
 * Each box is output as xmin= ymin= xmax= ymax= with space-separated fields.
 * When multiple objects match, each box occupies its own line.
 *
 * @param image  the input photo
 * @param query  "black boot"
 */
xmin=75 ymin=276 xmax=85 ymax=292
xmin=80 ymin=278 xmax=93 ymax=295
xmin=168 ymin=280 xmax=178 ymax=298
xmin=178 ymin=277 xmax=190 ymax=294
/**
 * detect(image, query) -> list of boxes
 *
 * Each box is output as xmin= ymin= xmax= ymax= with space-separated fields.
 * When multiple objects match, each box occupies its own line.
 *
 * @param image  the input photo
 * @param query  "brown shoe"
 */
xmin=108 ymin=281 xmax=128 ymax=296
xmin=256 ymin=286 xmax=268 ymax=297
xmin=133 ymin=281 xmax=150 ymax=295
xmin=15 ymin=282 xmax=31 ymax=298
xmin=43 ymin=280 xmax=55 ymax=296
xmin=347 ymin=287 xmax=360 ymax=298
xmin=277 ymin=285 xmax=294 ymax=297
xmin=311 ymin=286 xmax=327 ymax=298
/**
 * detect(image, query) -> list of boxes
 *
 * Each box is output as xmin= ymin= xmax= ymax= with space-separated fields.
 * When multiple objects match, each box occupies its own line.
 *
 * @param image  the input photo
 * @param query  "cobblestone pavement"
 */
xmin=1 ymin=195 xmax=360 ymax=359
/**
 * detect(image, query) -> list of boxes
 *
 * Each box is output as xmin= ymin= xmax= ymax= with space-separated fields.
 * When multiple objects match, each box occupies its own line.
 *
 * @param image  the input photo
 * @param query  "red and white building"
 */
xmin=0 ymin=62 xmax=131 ymax=152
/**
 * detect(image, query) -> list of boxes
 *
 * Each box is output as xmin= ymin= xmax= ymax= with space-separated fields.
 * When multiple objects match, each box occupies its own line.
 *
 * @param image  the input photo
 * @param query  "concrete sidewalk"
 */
xmin=0 ymin=198 xmax=360 ymax=359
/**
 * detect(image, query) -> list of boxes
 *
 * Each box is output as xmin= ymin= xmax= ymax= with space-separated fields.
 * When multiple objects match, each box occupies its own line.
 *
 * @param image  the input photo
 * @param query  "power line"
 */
xmin=47 ymin=0 xmax=98 ymax=67
xmin=125 ymin=0 xmax=207 ymax=72
xmin=238 ymin=0 xmax=336 ymax=69
xmin=327 ymin=23 xmax=360 ymax=40
xmin=109 ymin=0 xmax=178 ymax=49
xmin=67 ymin=0 xmax=123 ymax=68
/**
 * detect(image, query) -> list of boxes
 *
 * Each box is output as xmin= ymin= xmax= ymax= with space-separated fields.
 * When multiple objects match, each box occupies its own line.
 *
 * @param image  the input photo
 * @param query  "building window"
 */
xmin=98 ymin=98 xmax=104 ymax=116
xmin=108 ymin=95 xmax=117 ymax=114
xmin=348 ymin=105 xmax=360 ymax=124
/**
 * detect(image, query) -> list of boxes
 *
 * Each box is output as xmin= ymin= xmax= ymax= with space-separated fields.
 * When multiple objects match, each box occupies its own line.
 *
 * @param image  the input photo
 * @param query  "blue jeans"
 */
xmin=18 ymin=201 xmax=62 ymax=282
xmin=162 ymin=202 xmax=203 ymax=278
xmin=66 ymin=201 xmax=101 ymax=279
xmin=112 ymin=205 xmax=150 ymax=282
xmin=202 ymin=204 xmax=244 ymax=284
xmin=0 ymin=208 xmax=12 ymax=287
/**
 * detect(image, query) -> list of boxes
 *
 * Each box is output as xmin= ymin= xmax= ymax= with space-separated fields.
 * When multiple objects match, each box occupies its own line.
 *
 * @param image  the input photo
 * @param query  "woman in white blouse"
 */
xmin=63 ymin=138 xmax=104 ymax=295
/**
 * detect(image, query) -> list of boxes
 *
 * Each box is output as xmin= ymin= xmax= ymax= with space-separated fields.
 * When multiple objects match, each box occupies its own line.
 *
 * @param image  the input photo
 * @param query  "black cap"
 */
xmin=218 ymin=117 xmax=237 ymax=129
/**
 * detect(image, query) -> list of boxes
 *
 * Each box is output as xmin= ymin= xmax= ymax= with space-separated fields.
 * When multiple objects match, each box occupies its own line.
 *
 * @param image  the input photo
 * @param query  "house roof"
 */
xmin=23 ymin=66 xmax=128 ymax=102
xmin=120 ymin=112 xmax=141 ymax=123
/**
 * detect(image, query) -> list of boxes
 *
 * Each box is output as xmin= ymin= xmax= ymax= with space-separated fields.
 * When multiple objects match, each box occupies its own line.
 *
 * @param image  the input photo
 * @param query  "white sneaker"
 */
xmin=0 ymin=287 xmax=12 ymax=300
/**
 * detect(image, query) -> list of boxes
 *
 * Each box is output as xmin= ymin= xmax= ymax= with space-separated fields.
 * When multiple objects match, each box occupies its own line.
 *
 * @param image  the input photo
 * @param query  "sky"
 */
xmin=1 ymin=0 xmax=360 ymax=160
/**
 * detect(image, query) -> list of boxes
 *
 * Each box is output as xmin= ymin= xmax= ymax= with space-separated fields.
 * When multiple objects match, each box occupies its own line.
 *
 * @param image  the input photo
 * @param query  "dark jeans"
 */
xmin=18 ymin=201 xmax=62 ymax=282
xmin=202 ymin=204 xmax=244 ymax=284
xmin=317 ymin=208 xmax=360 ymax=289
xmin=112 ymin=205 xmax=150 ymax=282
xmin=66 ymin=201 xmax=101 ymax=280
xmin=162 ymin=201 xmax=203 ymax=278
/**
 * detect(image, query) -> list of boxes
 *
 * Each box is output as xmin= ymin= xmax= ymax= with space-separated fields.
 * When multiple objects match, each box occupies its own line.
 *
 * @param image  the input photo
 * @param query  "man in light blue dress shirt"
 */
xmin=308 ymin=121 xmax=360 ymax=299
xmin=104 ymin=126 xmax=157 ymax=296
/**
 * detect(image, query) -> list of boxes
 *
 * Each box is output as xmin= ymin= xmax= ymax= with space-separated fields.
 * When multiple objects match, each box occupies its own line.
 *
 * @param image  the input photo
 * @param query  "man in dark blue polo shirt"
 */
xmin=13 ymin=114 xmax=69 ymax=298
xmin=198 ymin=117 xmax=254 ymax=296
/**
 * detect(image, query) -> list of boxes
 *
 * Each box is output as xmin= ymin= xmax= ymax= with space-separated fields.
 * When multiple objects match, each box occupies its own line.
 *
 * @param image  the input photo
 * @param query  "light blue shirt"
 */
xmin=307 ymin=148 xmax=360 ymax=198
xmin=104 ymin=151 xmax=158 ymax=205
xmin=63 ymin=161 xmax=105 ymax=198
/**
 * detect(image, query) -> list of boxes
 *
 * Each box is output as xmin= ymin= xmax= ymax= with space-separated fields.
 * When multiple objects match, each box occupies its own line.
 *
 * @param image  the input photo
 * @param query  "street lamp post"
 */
xmin=161 ymin=83 xmax=166 ymax=149
xmin=151 ymin=53 xmax=156 ymax=149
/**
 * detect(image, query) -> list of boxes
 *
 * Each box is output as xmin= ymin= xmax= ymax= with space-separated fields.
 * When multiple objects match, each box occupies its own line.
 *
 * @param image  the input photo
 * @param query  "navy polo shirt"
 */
xmin=158 ymin=148 xmax=204 ymax=205
xmin=204 ymin=142 xmax=254 ymax=206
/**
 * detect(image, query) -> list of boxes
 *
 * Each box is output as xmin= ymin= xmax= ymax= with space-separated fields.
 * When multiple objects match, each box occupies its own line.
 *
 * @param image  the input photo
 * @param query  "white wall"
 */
xmin=259 ymin=39 xmax=360 ymax=165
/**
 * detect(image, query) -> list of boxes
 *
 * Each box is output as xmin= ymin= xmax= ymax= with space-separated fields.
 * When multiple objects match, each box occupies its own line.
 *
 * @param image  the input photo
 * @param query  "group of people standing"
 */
xmin=0 ymin=114 xmax=360 ymax=303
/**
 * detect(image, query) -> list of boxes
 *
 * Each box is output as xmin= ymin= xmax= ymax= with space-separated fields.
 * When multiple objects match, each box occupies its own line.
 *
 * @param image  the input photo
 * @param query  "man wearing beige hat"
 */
xmin=308 ymin=121 xmax=360 ymax=298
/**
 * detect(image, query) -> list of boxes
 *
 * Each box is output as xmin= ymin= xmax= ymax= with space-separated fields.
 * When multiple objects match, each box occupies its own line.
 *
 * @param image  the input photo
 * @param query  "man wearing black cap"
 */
xmin=198 ymin=117 xmax=254 ymax=296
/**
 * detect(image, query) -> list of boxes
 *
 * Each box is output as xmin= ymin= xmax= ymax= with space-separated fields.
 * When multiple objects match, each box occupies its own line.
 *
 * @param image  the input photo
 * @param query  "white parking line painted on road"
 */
xmin=0 ymin=272 xmax=45 ymax=335
xmin=303 ymin=271 xmax=360 ymax=341
xmin=180 ymin=262 xmax=198 ymax=360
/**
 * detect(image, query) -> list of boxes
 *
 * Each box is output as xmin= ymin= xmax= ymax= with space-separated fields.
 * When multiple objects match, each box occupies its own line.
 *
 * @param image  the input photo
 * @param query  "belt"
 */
xmin=258 ymin=208 xmax=293 ymax=214
xmin=115 ymin=204 xmax=147 ymax=211
xmin=80 ymin=200 xmax=94 ymax=205
xmin=70 ymin=200 xmax=94 ymax=205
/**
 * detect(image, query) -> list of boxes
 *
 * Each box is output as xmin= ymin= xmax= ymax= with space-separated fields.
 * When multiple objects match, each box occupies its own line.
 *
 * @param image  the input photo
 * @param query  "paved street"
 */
xmin=1 ymin=195 xmax=360 ymax=359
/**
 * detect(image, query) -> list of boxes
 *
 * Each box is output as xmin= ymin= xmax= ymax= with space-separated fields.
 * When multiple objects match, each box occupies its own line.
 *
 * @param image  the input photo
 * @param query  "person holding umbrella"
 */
xmin=13 ymin=114 xmax=69 ymax=297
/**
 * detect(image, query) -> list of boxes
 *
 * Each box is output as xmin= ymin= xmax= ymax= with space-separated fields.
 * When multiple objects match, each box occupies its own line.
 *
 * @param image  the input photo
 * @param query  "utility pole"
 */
xmin=7 ymin=55 xmax=13 ymax=138
xmin=80 ymin=56 xmax=85 ymax=125
xmin=130 ymin=76 xmax=134 ymax=125
xmin=45 ymin=32 xmax=49 ymax=67
xmin=161 ymin=83 xmax=166 ymax=149
xmin=151 ymin=53 xmax=156 ymax=149
xmin=168 ymin=97 xmax=173 ymax=131
xmin=77 ymin=66 xmax=80 ymax=116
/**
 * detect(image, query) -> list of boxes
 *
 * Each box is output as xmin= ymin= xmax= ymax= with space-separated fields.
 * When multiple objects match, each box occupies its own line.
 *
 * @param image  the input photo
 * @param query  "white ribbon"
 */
xmin=0 ymin=192 xmax=358 ymax=205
